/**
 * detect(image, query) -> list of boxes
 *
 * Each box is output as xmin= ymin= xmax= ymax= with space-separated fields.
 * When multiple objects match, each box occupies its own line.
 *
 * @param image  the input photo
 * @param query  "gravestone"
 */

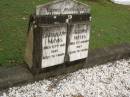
xmin=25 ymin=0 xmax=91 ymax=74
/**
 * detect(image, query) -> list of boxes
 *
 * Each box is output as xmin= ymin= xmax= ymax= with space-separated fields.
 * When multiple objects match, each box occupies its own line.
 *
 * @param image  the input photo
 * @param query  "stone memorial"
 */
xmin=25 ymin=0 xmax=91 ymax=74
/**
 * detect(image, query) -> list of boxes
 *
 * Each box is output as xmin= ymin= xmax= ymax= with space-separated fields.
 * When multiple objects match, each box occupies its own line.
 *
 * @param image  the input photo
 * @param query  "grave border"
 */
xmin=0 ymin=43 xmax=130 ymax=90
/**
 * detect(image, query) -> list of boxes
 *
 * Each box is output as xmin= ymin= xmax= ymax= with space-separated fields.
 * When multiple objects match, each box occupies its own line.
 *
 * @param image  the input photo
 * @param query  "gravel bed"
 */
xmin=0 ymin=58 xmax=130 ymax=97
xmin=111 ymin=0 xmax=130 ymax=5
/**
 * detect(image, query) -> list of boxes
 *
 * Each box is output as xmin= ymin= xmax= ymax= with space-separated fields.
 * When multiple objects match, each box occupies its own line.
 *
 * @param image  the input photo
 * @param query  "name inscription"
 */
xmin=42 ymin=25 xmax=67 ymax=68
xmin=68 ymin=24 xmax=90 ymax=61
xmin=42 ymin=23 xmax=90 ymax=68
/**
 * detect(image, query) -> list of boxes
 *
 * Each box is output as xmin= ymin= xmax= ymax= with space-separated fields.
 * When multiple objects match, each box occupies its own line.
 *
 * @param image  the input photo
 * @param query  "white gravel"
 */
xmin=0 ymin=58 xmax=130 ymax=97
xmin=111 ymin=0 xmax=130 ymax=5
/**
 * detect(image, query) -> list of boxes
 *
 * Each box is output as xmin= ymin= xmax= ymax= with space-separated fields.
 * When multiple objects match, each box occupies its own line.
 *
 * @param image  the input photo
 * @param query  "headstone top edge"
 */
xmin=36 ymin=0 xmax=90 ymax=16
xmin=36 ymin=0 xmax=90 ymax=8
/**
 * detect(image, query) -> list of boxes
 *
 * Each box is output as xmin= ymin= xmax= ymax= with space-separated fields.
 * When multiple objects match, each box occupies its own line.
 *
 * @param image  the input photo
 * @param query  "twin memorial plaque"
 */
xmin=25 ymin=0 xmax=91 ymax=74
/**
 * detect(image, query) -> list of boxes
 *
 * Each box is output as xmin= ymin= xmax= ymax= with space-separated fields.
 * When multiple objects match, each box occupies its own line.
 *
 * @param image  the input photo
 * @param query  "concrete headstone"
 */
xmin=25 ymin=0 xmax=91 ymax=74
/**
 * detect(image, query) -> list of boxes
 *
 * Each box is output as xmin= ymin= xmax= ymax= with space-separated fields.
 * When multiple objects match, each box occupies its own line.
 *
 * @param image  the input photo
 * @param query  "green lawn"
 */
xmin=0 ymin=0 xmax=130 ymax=66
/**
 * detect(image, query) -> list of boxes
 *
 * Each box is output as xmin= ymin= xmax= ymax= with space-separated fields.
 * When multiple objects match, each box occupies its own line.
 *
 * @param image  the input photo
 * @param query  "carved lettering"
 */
xmin=68 ymin=24 xmax=90 ymax=61
xmin=42 ymin=25 xmax=67 ymax=68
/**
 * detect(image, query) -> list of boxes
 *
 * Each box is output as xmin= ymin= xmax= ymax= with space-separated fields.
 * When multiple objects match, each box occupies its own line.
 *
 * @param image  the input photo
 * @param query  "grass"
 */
xmin=0 ymin=0 xmax=130 ymax=67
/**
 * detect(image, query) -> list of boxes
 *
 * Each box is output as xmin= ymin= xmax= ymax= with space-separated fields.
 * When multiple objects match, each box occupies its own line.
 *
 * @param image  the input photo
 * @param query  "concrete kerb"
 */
xmin=0 ymin=43 xmax=130 ymax=90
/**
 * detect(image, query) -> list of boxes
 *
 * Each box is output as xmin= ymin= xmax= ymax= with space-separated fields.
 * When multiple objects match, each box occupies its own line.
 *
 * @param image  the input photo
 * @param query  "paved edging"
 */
xmin=0 ymin=43 xmax=130 ymax=90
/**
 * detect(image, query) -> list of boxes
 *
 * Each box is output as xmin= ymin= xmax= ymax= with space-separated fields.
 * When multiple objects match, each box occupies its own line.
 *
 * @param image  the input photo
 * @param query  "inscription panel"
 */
xmin=68 ymin=23 xmax=90 ymax=61
xmin=42 ymin=25 xmax=67 ymax=68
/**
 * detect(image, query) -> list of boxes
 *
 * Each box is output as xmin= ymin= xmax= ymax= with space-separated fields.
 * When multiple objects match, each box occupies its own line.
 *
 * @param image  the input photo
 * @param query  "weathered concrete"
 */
xmin=87 ymin=43 xmax=130 ymax=68
xmin=0 ymin=65 xmax=33 ymax=90
xmin=0 ymin=43 xmax=130 ymax=90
